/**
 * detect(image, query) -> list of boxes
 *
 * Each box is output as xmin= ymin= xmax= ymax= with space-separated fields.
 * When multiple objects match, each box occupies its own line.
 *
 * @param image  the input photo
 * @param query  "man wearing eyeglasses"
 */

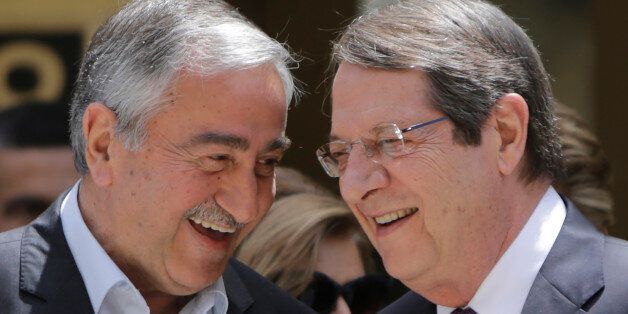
xmin=317 ymin=0 xmax=628 ymax=313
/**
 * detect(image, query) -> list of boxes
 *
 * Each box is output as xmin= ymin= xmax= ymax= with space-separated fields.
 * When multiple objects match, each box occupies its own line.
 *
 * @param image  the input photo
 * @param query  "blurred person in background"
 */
xmin=0 ymin=102 xmax=77 ymax=232
xmin=237 ymin=191 xmax=392 ymax=314
xmin=274 ymin=166 xmax=334 ymax=199
xmin=554 ymin=102 xmax=614 ymax=233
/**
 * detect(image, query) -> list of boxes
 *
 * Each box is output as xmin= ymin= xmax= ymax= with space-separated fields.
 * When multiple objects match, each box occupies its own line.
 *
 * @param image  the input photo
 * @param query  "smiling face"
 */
xmin=85 ymin=64 xmax=289 ymax=295
xmin=330 ymin=63 xmax=514 ymax=298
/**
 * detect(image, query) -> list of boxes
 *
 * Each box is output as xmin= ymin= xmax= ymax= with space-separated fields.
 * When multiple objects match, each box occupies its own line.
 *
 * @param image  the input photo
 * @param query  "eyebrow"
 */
xmin=186 ymin=132 xmax=291 ymax=153
xmin=188 ymin=132 xmax=249 ymax=150
xmin=326 ymin=118 xmax=426 ymax=142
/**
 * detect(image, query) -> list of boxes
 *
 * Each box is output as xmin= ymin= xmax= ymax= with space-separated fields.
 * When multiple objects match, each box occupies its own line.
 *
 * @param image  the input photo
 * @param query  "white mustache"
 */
xmin=184 ymin=200 xmax=244 ymax=231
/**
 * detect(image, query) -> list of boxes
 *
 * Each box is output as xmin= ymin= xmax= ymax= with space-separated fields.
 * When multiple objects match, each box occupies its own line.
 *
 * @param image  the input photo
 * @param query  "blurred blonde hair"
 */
xmin=274 ymin=167 xmax=332 ymax=198
xmin=236 ymin=192 xmax=372 ymax=297
xmin=554 ymin=102 xmax=614 ymax=231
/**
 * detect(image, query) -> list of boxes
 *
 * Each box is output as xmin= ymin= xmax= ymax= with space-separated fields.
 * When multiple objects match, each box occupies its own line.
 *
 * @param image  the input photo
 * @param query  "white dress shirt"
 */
xmin=60 ymin=181 xmax=229 ymax=314
xmin=437 ymin=187 xmax=566 ymax=314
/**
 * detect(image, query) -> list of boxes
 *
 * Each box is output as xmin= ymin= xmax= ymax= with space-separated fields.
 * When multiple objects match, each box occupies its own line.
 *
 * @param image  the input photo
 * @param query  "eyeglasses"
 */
xmin=316 ymin=116 xmax=448 ymax=177
xmin=297 ymin=272 xmax=393 ymax=314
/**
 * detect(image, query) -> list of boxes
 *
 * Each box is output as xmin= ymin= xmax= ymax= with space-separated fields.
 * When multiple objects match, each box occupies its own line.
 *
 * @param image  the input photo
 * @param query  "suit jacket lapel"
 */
xmin=403 ymin=293 xmax=436 ymax=313
xmin=522 ymin=199 xmax=604 ymax=313
xmin=378 ymin=291 xmax=436 ymax=314
xmin=19 ymin=193 xmax=94 ymax=313
xmin=223 ymin=259 xmax=254 ymax=314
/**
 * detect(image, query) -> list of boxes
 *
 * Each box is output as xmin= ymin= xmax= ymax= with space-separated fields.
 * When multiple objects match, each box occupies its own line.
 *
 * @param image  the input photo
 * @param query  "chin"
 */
xmin=166 ymin=272 xmax=223 ymax=296
xmin=164 ymin=257 xmax=229 ymax=295
xmin=383 ymin=258 xmax=409 ymax=281
xmin=382 ymin=253 xmax=428 ymax=286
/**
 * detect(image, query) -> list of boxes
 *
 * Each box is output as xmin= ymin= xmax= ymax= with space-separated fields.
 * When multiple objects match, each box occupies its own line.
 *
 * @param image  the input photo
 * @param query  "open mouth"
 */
xmin=374 ymin=207 xmax=418 ymax=226
xmin=189 ymin=217 xmax=237 ymax=241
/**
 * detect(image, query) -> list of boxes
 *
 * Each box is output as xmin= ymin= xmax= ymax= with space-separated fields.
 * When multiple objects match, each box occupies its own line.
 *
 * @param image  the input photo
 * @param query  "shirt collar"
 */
xmin=181 ymin=276 xmax=229 ymax=314
xmin=437 ymin=186 xmax=566 ymax=314
xmin=60 ymin=181 xmax=135 ymax=312
xmin=60 ymin=180 xmax=229 ymax=314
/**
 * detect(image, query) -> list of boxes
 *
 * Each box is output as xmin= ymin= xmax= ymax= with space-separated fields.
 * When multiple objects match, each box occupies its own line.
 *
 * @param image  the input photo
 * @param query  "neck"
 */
xmin=78 ymin=177 xmax=123 ymax=273
xmin=144 ymin=291 xmax=192 ymax=314
xmin=416 ymin=177 xmax=552 ymax=307
xmin=77 ymin=176 xmax=113 ymax=238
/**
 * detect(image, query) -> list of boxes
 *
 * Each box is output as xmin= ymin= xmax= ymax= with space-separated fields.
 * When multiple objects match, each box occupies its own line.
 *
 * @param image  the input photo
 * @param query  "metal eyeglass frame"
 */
xmin=316 ymin=116 xmax=448 ymax=177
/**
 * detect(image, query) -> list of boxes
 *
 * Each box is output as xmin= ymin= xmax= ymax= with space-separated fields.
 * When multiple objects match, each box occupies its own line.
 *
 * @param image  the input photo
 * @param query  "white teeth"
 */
xmin=191 ymin=218 xmax=236 ymax=234
xmin=375 ymin=207 xmax=418 ymax=225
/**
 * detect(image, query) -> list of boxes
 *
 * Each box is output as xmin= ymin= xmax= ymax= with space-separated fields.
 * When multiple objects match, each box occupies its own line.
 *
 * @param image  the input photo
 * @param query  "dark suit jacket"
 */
xmin=0 ymin=193 xmax=314 ymax=314
xmin=380 ymin=198 xmax=628 ymax=314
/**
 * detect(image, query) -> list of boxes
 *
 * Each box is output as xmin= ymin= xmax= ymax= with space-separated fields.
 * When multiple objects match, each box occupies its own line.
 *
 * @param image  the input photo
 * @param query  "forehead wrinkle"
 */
xmin=186 ymin=132 xmax=250 ymax=150
xmin=331 ymin=111 xmax=398 ymax=143
xmin=328 ymin=120 xmax=388 ymax=142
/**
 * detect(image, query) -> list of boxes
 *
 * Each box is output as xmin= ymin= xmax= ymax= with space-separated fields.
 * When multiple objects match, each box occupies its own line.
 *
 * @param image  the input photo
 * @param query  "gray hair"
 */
xmin=332 ymin=0 xmax=563 ymax=181
xmin=70 ymin=0 xmax=297 ymax=174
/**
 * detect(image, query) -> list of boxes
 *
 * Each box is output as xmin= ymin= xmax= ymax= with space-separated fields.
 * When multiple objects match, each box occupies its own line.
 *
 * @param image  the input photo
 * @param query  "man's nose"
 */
xmin=340 ymin=146 xmax=389 ymax=203
xmin=215 ymin=167 xmax=259 ymax=224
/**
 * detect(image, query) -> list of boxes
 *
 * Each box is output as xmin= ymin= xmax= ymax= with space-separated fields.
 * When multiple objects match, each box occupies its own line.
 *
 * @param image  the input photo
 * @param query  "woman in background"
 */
xmin=554 ymin=102 xmax=614 ymax=233
xmin=237 ymin=174 xmax=391 ymax=314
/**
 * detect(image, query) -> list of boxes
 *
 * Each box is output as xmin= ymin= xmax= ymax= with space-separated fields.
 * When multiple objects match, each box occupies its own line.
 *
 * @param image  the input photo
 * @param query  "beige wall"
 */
xmin=0 ymin=1 xmax=129 ymax=109
xmin=0 ymin=0 xmax=127 ymax=46
xmin=595 ymin=0 xmax=628 ymax=239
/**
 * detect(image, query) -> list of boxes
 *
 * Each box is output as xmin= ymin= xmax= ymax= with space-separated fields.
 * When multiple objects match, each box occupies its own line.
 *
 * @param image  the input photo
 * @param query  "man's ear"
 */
xmin=82 ymin=102 xmax=116 ymax=186
xmin=493 ymin=93 xmax=529 ymax=177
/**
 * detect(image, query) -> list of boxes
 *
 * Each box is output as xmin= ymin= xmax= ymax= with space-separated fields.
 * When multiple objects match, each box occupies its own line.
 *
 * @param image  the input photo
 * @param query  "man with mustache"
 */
xmin=317 ymin=0 xmax=628 ymax=313
xmin=0 ymin=0 xmax=312 ymax=313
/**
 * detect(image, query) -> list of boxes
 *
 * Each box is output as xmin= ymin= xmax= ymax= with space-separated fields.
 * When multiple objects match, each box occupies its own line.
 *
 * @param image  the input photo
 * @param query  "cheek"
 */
xmin=155 ymin=164 xmax=220 ymax=200
xmin=258 ymin=178 xmax=276 ymax=209
xmin=173 ymin=175 xmax=216 ymax=204
xmin=394 ymin=143 xmax=488 ymax=196
xmin=349 ymin=207 xmax=372 ymax=234
xmin=386 ymin=152 xmax=474 ymax=234
xmin=122 ymin=171 xmax=213 ymax=239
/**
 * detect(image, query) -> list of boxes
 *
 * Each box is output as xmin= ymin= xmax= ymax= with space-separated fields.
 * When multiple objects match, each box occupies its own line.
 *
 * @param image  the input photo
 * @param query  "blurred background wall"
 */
xmin=0 ymin=0 xmax=626 ymax=238
xmin=0 ymin=1 xmax=122 ymax=110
